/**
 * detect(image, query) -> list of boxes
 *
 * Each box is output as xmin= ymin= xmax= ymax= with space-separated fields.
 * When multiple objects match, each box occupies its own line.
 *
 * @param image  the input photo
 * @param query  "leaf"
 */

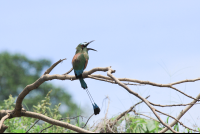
xmin=11 ymin=129 xmax=26 ymax=133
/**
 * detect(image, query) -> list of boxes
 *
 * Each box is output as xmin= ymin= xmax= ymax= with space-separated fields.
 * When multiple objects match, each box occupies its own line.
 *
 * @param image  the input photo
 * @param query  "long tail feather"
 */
xmin=79 ymin=77 xmax=87 ymax=89
xmin=93 ymin=103 xmax=100 ymax=115
xmin=86 ymin=88 xmax=100 ymax=115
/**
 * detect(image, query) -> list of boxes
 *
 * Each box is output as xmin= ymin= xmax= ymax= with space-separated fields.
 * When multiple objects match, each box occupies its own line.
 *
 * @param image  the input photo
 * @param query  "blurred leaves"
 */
xmin=0 ymin=51 xmax=81 ymax=115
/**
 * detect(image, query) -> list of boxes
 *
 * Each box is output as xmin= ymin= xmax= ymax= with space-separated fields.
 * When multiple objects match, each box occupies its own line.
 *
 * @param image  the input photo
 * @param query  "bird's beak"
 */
xmin=85 ymin=40 xmax=95 ymax=47
xmin=85 ymin=40 xmax=97 ymax=51
xmin=87 ymin=48 xmax=97 ymax=51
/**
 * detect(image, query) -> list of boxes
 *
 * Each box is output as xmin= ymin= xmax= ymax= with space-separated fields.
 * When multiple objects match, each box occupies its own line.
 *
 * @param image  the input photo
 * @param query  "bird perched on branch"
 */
xmin=72 ymin=40 xmax=100 ymax=115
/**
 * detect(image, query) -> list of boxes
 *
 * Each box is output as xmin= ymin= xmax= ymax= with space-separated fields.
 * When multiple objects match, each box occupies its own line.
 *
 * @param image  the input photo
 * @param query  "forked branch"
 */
xmin=0 ymin=59 xmax=200 ymax=133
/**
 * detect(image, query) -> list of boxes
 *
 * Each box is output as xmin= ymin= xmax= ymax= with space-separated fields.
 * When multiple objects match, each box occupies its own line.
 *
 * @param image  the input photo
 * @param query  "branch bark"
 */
xmin=106 ymin=67 xmax=178 ymax=133
xmin=23 ymin=111 xmax=93 ymax=133
xmin=159 ymin=93 xmax=200 ymax=133
xmin=1 ymin=58 xmax=199 ymax=133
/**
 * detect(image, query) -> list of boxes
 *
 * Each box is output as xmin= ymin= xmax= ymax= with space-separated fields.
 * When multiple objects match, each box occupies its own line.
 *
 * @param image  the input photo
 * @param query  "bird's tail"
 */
xmin=85 ymin=88 xmax=100 ymax=115
xmin=79 ymin=77 xmax=87 ymax=89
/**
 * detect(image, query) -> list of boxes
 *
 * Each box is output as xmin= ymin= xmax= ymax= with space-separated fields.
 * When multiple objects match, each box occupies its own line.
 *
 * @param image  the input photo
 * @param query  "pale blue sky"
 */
xmin=1 ymin=0 xmax=200 ymax=131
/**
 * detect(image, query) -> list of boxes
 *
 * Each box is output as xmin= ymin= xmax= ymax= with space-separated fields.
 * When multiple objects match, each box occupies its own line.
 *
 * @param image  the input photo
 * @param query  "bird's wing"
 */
xmin=72 ymin=53 xmax=86 ymax=76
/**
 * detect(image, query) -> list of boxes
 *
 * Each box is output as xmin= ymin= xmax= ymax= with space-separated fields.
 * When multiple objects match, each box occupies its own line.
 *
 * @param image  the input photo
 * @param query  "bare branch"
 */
xmin=104 ymin=96 xmax=110 ymax=120
xmin=0 ymin=114 xmax=10 ymax=130
xmin=63 ymin=67 xmax=73 ymax=75
xmin=171 ymin=78 xmax=200 ymax=85
xmin=150 ymin=102 xmax=200 ymax=107
xmin=107 ymin=67 xmax=178 ymax=133
xmin=0 ymin=124 xmax=8 ymax=133
xmin=14 ymin=66 xmax=114 ymax=116
xmin=133 ymin=110 xmax=160 ymax=122
xmin=111 ymin=95 xmax=150 ymax=127
xmin=26 ymin=111 xmax=47 ymax=133
xmin=90 ymin=74 xmax=200 ymax=87
xmin=90 ymin=74 xmax=200 ymax=101
xmin=23 ymin=111 xmax=93 ymax=133
xmin=43 ymin=58 xmax=66 ymax=75
xmin=26 ymin=118 xmax=40 ymax=133
xmin=160 ymin=93 xmax=200 ymax=133
xmin=39 ymin=115 xmax=86 ymax=133
xmin=2 ymin=58 xmax=198 ymax=133
xmin=82 ymin=114 xmax=94 ymax=129
xmin=155 ymin=109 xmax=198 ymax=132
xmin=88 ymin=75 xmax=145 ymax=86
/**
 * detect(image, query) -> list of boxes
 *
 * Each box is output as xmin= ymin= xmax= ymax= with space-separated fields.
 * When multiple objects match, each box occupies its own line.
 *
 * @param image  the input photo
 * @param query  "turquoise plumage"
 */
xmin=72 ymin=40 xmax=100 ymax=115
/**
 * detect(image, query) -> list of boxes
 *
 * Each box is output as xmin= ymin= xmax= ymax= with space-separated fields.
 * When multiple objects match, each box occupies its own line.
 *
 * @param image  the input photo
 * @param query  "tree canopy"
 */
xmin=0 ymin=52 xmax=79 ymax=115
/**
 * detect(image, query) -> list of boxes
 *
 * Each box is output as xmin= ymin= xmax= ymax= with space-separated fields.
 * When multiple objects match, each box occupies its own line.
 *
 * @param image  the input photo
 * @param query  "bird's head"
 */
xmin=76 ymin=40 xmax=97 ymax=53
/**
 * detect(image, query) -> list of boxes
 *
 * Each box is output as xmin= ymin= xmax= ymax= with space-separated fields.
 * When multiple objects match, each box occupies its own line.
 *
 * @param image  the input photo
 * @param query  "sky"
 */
xmin=0 ymin=0 xmax=200 ymax=131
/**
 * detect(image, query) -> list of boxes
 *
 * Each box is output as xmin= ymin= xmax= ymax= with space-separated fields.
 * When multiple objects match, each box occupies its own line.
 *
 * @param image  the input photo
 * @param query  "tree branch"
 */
xmin=111 ymin=95 xmax=150 ymax=127
xmin=133 ymin=110 xmax=160 ymax=122
xmin=159 ymin=93 xmax=200 ymax=133
xmin=149 ymin=101 xmax=200 ymax=107
xmin=63 ymin=67 xmax=73 ymax=75
xmin=23 ymin=111 xmax=93 ymax=133
xmin=0 ymin=124 xmax=8 ymax=133
xmin=1 ymin=58 xmax=199 ymax=133
xmin=155 ymin=109 xmax=198 ymax=132
xmin=0 ymin=114 xmax=10 ymax=130
xmin=106 ymin=67 xmax=178 ymax=133
xmin=43 ymin=58 xmax=66 ymax=75
xmin=82 ymin=114 xmax=94 ymax=129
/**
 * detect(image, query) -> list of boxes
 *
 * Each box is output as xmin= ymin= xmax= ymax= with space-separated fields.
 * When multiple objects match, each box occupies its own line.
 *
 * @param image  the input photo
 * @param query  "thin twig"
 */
xmin=39 ymin=115 xmax=86 ymax=133
xmin=82 ymin=114 xmax=94 ymax=128
xmin=107 ymin=67 xmax=178 ymax=133
xmin=133 ymin=110 xmax=160 ymax=122
xmin=63 ymin=67 xmax=73 ymax=75
xmin=160 ymin=93 xmax=200 ymax=133
xmin=90 ymin=74 xmax=200 ymax=101
xmin=43 ymin=58 xmax=66 ymax=75
xmin=26 ymin=111 xmax=47 ymax=133
xmin=111 ymin=95 xmax=150 ymax=127
xmin=156 ymin=109 xmax=198 ymax=132
xmin=150 ymin=102 xmax=200 ymax=107
xmin=88 ymin=75 xmax=145 ymax=86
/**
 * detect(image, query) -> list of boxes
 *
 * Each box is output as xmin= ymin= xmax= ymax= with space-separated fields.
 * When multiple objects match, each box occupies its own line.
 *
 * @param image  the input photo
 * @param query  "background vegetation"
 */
xmin=0 ymin=52 xmax=81 ymax=116
xmin=0 ymin=52 xmax=199 ymax=133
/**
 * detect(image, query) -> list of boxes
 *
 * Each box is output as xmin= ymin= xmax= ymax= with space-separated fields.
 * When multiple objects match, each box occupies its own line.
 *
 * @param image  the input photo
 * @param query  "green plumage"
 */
xmin=71 ymin=41 xmax=100 ymax=115
xmin=72 ymin=44 xmax=89 ymax=89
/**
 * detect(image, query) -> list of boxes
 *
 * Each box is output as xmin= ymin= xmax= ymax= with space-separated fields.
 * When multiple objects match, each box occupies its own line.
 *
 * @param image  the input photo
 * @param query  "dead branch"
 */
xmin=26 ymin=111 xmax=47 ymax=133
xmin=14 ymin=66 xmax=115 ymax=116
xmin=0 ymin=124 xmax=8 ymax=133
xmin=159 ymin=93 xmax=200 ymax=133
xmin=155 ymin=109 xmax=198 ymax=132
xmin=88 ymin=75 xmax=145 ymax=86
xmin=0 ymin=114 xmax=10 ymax=130
xmin=90 ymin=74 xmax=200 ymax=101
xmin=107 ymin=67 xmax=178 ymax=133
xmin=63 ymin=67 xmax=73 ymax=75
xmin=133 ymin=110 xmax=160 ymax=122
xmin=23 ymin=111 xmax=93 ymax=133
xmin=43 ymin=58 xmax=66 ymax=75
xmin=82 ymin=114 xmax=94 ymax=129
xmin=111 ymin=95 xmax=150 ymax=127
xmin=150 ymin=102 xmax=200 ymax=107
xmin=1 ymin=58 xmax=200 ymax=133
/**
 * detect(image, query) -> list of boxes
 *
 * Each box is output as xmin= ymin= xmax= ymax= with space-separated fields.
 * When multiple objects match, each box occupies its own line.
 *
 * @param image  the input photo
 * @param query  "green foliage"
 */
xmin=2 ymin=90 xmax=75 ymax=133
xmin=125 ymin=115 xmax=163 ymax=133
xmin=1 ymin=91 xmax=199 ymax=133
xmin=0 ymin=51 xmax=81 ymax=115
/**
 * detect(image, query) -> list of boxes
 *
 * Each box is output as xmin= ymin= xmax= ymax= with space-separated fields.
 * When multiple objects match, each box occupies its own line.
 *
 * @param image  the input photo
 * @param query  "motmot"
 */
xmin=72 ymin=40 xmax=100 ymax=115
